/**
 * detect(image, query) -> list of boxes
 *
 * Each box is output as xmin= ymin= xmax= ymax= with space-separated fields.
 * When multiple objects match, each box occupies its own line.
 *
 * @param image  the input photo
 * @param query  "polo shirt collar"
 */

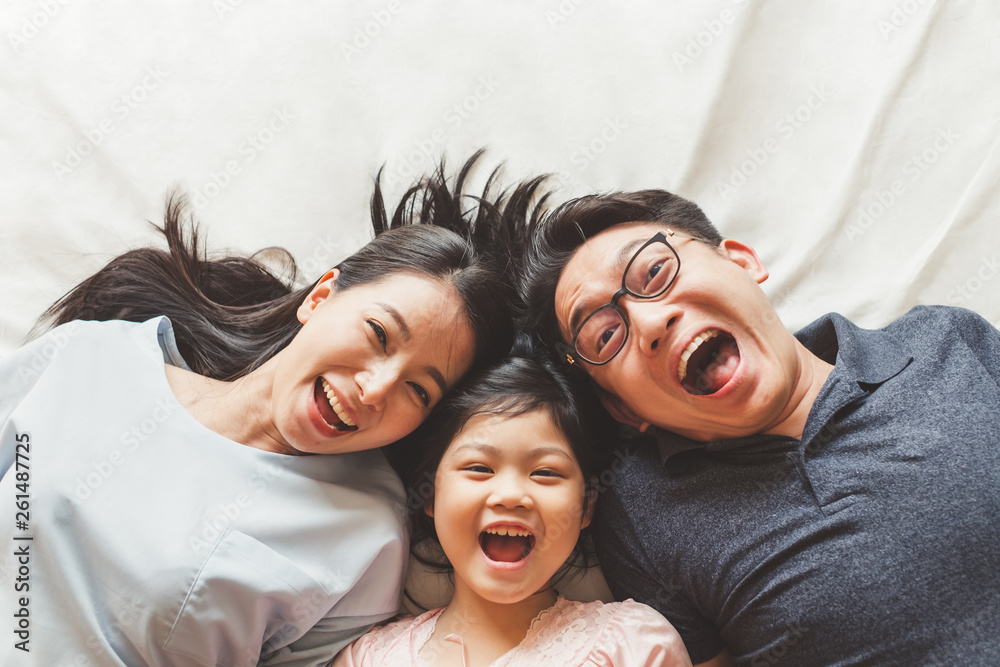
xmin=656 ymin=312 xmax=913 ymax=464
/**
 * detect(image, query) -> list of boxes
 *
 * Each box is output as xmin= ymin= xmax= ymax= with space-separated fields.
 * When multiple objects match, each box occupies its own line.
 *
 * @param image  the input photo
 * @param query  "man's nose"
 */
xmin=626 ymin=300 xmax=680 ymax=356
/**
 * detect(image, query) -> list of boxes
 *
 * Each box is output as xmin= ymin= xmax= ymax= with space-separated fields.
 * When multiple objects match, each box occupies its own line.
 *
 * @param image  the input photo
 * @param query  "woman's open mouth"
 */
xmin=314 ymin=378 xmax=357 ymax=432
xmin=479 ymin=525 xmax=535 ymax=565
xmin=678 ymin=329 xmax=741 ymax=396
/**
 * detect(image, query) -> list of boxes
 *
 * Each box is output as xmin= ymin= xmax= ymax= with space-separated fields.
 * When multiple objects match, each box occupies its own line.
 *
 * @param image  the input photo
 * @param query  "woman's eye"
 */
xmin=409 ymin=382 xmax=430 ymax=407
xmin=367 ymin=320 xmax=387 ymax=350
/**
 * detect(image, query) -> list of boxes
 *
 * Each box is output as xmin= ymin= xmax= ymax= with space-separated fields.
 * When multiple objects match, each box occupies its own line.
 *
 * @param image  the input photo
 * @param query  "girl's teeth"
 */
xmin=484 ymin=527 xmax=531 ymax=537
xmin=321 ymin=378 xmax=355 ymax=427
xmin=678 ymin=329 xmax=720 ymax=383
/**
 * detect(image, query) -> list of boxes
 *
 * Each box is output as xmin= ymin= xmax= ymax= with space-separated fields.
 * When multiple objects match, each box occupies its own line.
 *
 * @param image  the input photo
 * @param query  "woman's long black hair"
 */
xmin=36 ymin=152 xmax=545 ymax=381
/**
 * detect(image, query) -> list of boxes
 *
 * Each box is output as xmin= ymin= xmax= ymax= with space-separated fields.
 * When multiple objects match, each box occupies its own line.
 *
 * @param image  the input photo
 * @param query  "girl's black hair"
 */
xmin=385 ymin=340 xmax=618 ymax=609
xmin=35 ymin=152 xmax=544 ymax=381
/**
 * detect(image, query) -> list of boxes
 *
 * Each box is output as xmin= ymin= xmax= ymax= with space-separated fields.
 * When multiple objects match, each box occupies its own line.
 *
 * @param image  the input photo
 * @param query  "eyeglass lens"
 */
xmin=575 ymin=241 xmax=679 ymax=363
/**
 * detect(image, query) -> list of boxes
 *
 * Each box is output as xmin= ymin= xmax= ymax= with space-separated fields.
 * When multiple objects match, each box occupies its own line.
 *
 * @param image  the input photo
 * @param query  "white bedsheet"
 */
xmin=2 ymin=0 xmax=998 ymax=607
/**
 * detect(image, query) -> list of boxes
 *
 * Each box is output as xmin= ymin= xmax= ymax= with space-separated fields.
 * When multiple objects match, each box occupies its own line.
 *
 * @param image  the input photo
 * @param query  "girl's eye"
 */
xmin=465 ymin=464 xmax=492 ymax=474
xmin=367 ymin=320 xmax=387 ymax=350
xmin=532 ymin=469 xmax=563 ymax=479
xmin=409 ymin=382 xmax=430 ymax=407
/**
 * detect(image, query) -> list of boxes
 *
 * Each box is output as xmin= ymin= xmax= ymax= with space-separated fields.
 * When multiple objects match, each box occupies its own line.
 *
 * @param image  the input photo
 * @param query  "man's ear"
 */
xmin=721 ymin=239 xmax=768 ymax=284
xmin=599 ymin=390 xmax=651 ymax=433
xmin=297 ymin=268 xmax=340 ymax=324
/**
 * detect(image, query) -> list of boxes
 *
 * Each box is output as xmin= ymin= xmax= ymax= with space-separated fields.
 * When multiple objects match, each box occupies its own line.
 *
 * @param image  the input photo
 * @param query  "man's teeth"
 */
xmin=483 ymin=526 xmax=531 ymax=538
xmin=678 ymin=329 xmax=721 ymax=383
xmin=321 ymin=378 xmax=355 ymax=427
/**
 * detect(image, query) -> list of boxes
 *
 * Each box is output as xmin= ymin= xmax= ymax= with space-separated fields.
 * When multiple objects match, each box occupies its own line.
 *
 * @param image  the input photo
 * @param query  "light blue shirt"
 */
xmin=0 ymin=317 xmax=408 ymax=666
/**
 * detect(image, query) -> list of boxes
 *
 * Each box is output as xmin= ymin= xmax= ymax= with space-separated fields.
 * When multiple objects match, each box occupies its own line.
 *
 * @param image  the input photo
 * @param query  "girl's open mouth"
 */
xmin=678 ymin=329 xmax=741 ymax=396
xmin=479 ymin=526 xmax=535 ymax=564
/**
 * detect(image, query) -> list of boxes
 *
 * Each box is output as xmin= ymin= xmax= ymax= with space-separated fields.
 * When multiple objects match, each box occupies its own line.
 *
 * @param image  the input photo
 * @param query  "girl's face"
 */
xmin=429 ymin=409 xmax=592 ymax=605
xmin=268 ymin=269 xmax=475 ymax=455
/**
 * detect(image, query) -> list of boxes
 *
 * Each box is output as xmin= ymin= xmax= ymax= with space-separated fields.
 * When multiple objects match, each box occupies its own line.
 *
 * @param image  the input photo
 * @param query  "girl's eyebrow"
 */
xmin=450 ymin=442 xmax=574 ymax=461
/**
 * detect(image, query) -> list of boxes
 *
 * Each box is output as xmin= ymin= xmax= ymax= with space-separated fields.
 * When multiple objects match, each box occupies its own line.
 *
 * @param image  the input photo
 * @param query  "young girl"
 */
xmin=335 ymin=355 xmax=692 ymax=667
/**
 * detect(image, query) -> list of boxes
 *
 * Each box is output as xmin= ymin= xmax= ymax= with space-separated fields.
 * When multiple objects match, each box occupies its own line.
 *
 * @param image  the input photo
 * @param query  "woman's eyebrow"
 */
xmin=377 ymin=302 xmax=411 ymax=341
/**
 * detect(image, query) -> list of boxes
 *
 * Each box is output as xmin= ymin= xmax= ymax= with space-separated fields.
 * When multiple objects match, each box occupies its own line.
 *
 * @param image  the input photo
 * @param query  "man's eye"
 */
xmin=410 ymin=382 xmax=430 ymax=407
xmin=367 ymin=320 xmax=387 ymax=349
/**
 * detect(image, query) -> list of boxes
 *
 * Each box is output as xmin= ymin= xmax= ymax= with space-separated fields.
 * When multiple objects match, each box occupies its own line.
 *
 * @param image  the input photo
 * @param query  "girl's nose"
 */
xmin=486 ymin=473 xmax=533 ymax=510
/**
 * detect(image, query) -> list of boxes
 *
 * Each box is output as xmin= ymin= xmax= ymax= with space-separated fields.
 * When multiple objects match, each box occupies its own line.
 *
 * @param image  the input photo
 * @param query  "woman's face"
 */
xmin=267 ymin=270 xmax=475 ymax=455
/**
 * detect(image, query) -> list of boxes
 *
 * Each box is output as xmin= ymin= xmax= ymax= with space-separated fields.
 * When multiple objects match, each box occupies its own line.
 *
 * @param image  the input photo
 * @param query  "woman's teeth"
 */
xmin=321 ymin=378 xmax=355 ymax=427
xmin=678 ymin=329 xmax=721 ymax=383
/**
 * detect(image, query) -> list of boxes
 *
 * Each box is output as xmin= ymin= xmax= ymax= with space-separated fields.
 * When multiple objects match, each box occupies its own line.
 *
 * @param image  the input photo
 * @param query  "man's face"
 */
xmin=554 ymin=222 xmax=805 ymax=442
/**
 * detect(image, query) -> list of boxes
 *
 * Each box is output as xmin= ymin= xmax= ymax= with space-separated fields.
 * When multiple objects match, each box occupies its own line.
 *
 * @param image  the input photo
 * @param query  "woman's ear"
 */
xmin=721 ymin=239 xmax=769 ymax=284
xmin=297 ymin=268 xmax=340 ymax=324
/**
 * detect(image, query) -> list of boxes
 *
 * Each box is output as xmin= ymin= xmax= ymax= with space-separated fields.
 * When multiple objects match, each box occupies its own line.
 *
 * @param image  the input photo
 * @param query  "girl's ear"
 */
xmin=424 ymin=498 xmax=434 ymax=518
xmin=297 ymin=268 xmax=340 ymax=324
xmin=581 ymin=478 xmax=597 ymax=529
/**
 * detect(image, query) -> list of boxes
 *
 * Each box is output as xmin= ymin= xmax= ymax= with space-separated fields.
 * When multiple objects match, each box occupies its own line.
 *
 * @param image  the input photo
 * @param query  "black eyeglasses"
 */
xmin=561 ymin=229 xmax=695 ymax=366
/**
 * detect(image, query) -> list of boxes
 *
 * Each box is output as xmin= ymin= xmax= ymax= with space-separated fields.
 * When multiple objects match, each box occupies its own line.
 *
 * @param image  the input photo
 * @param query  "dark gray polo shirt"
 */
xmin=593 ymin=306 xmax=1000 ymax=666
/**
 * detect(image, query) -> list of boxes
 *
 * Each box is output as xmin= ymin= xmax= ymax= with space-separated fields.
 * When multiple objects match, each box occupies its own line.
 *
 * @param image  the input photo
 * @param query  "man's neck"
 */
xmin=762 ymin=340 xmax=834 ymax=440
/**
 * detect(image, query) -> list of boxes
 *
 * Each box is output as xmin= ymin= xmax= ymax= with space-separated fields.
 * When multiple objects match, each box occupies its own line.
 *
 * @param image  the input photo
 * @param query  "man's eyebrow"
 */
xmin=377 ymin=303 xmax=411 ymax=341
xmin=567 ymin=236 xmax=647 ymax=334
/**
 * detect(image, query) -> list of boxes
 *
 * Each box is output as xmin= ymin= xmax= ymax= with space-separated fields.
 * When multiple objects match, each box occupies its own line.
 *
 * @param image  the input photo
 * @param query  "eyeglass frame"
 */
xmin=557 ymin=228 xmax=702 ymax=367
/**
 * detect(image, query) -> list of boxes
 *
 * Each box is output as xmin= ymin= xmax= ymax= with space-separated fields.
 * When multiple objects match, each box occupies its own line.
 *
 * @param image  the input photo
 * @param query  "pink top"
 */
xmin=333 ymin=596 xmax=692 ymax=667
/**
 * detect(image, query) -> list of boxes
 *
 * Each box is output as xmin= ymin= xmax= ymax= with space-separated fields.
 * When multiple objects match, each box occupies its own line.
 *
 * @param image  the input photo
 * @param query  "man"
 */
xmin=520 ymin=190 xmax=1000 ymax=666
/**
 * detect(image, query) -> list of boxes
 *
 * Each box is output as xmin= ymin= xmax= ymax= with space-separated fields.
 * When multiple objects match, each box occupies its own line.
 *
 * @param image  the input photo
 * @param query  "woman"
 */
xmin=0 ymin=156 xmax=540 ymax=665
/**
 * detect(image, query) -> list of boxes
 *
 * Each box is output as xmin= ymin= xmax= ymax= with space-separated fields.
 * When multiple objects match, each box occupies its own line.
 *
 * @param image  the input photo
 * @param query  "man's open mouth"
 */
xmin=678 ymin=329 xmax=741 ymax=396
xmin=314 ymin=378 xmax=358 ymax=432
xmin=479 ymin=526 xmax=535 ymax=563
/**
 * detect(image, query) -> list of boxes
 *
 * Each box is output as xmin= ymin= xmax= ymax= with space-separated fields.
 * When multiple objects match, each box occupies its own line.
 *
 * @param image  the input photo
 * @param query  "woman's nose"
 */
xmin=357 ymin=364 xmax=398 ymax=410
